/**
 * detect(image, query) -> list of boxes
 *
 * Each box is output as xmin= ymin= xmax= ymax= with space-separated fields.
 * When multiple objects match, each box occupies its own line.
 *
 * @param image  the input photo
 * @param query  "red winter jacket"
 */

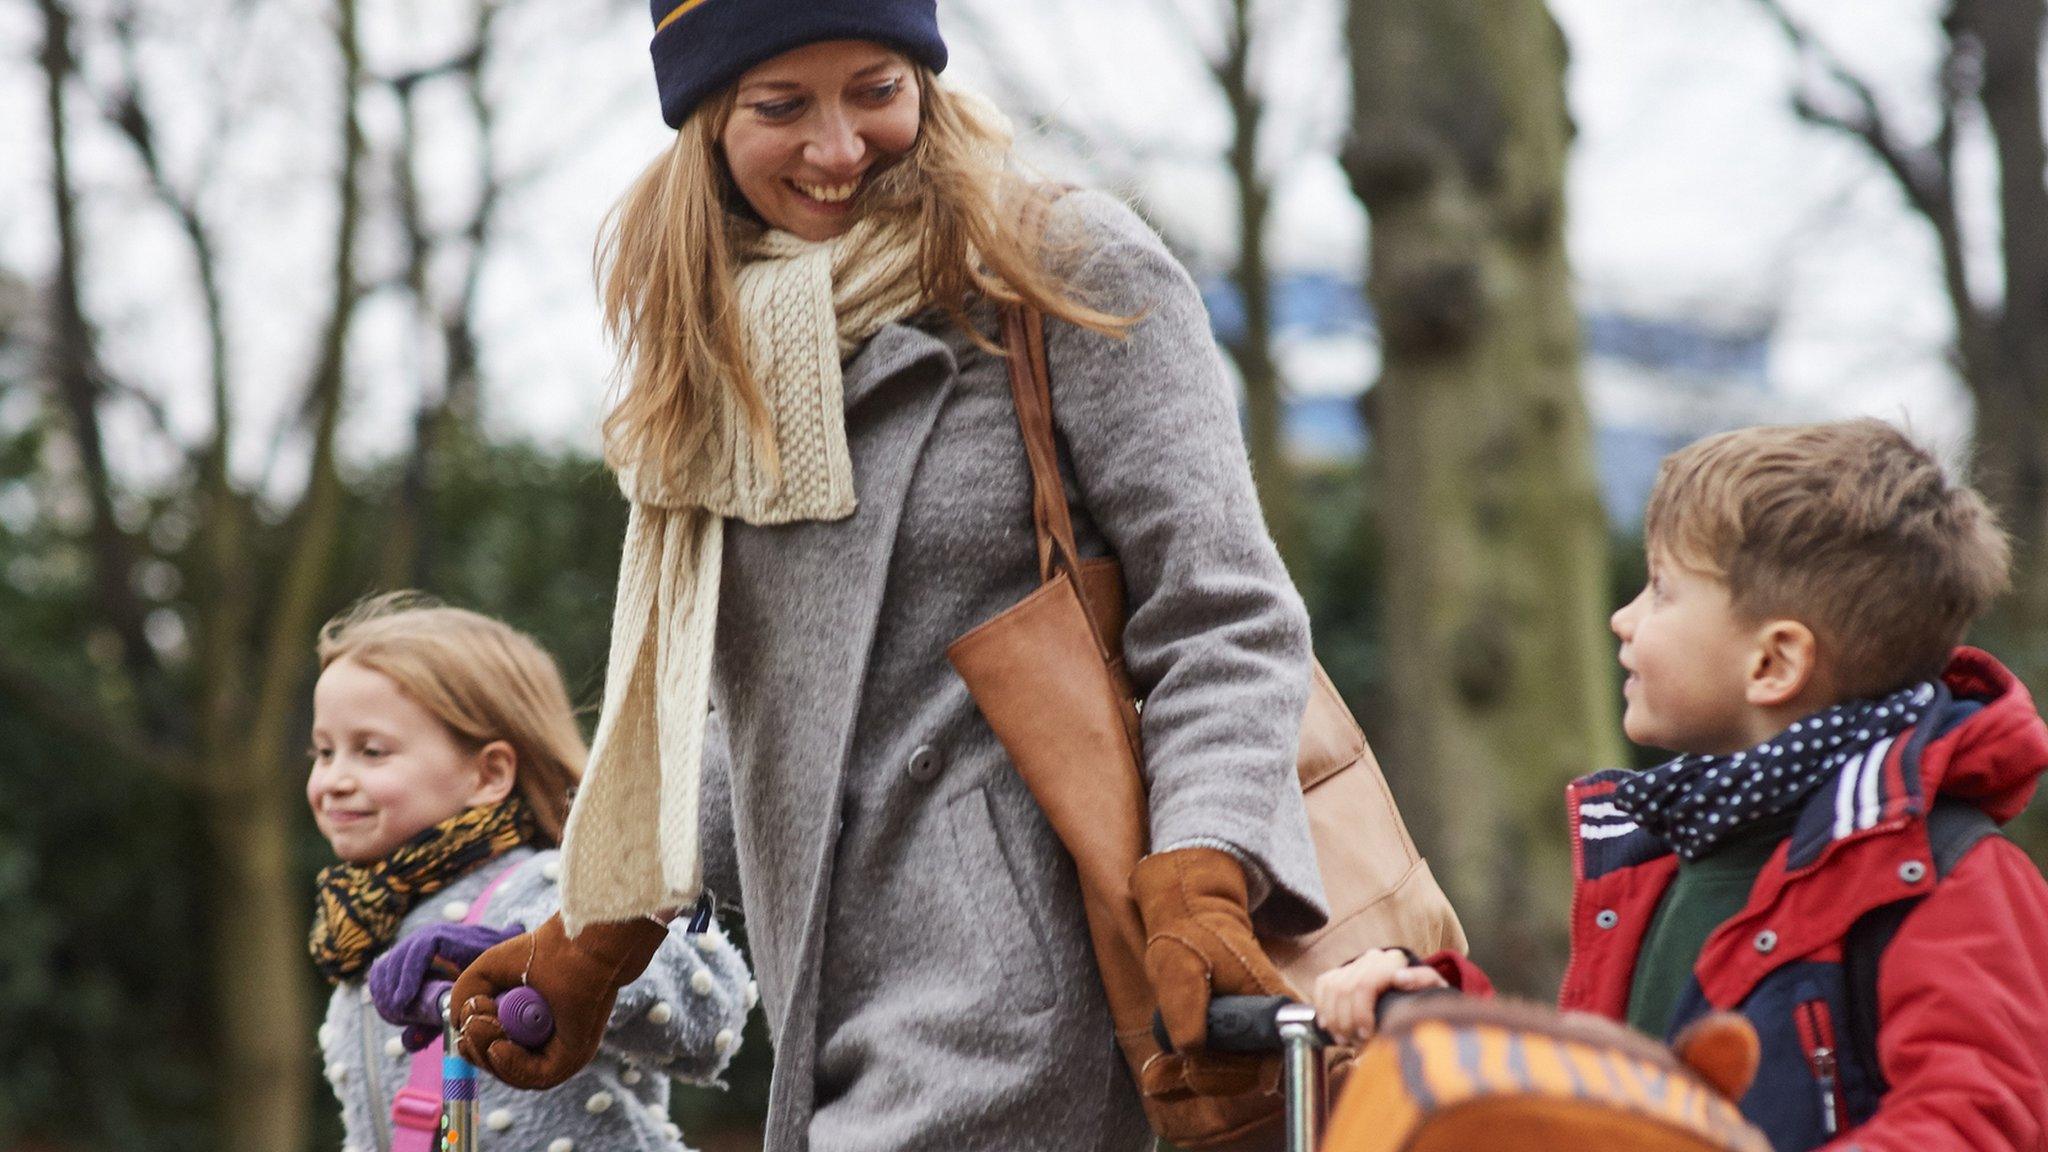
xmin=1429 ymin=649 xmax=2048 ymax=1152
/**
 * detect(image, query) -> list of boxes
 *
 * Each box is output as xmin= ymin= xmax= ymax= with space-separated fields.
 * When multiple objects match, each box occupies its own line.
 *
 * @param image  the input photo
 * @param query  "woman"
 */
xmin=452 ymin=3 xmax=1326 ymax=1148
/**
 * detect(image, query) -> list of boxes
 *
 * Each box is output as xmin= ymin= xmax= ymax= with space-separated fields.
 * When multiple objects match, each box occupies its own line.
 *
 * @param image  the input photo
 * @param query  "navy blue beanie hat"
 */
xmin=650 ymin=0 xmax=948 ymax=130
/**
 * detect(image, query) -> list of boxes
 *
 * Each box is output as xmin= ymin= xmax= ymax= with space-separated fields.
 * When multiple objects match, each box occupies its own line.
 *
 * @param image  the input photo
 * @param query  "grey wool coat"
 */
xmin=320 ymin=848 xmax=752 ymax=1152
xmin=696 ymin=190 xmax=1326 ymax=1152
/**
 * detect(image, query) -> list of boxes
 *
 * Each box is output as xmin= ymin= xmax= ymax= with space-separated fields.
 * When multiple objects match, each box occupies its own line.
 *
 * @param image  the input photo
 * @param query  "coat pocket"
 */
xmin=1794 ymin=995 xmax=1848 ymax=1137
xmin=945 ymin=785 xmax=1058 ymax=1016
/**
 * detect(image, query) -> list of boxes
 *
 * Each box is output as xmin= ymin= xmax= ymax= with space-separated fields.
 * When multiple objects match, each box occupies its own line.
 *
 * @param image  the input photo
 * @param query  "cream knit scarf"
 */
xmin=559 ymin=212 xmax=928 ymax=931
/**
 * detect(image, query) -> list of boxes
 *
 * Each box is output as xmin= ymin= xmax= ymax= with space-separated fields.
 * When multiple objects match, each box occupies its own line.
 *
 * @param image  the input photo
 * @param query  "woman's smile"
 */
xmin=789 ymin=176 xmax=863 ymax=205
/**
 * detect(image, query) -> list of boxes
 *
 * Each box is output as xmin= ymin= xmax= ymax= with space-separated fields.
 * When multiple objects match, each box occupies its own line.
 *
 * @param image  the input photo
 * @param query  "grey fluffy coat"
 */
xmin=697 ymin=191 xmax=1325 ymax=1152
xmin=319 ymin=848 xmax=751 ymax=1152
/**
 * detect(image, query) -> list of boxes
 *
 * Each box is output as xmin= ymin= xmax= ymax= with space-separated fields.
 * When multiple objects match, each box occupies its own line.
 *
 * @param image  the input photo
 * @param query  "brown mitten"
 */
xmin=451 ymin=911 xmax=667 ymax=1089
xmin=1130 ymin=846 xmax=1291 ymax=1098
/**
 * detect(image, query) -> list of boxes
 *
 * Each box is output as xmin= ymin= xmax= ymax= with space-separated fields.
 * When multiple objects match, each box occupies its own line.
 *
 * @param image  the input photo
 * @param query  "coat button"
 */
xmin=622 ymin=1066 xmax=643 ymax=1086
xmin=384 ymin=1036 xmax=406 ymax=1058
xmin=441 ymin=901 xmax=470 ymax=921
xmin=549 ymin=1140 xmax=575 ymax=1152
xmin=745 ymin=980 xmax=759 ymax=1011
xmin=1899 ymin=859 xmax=1928 ymax=884
xmin=541 ymin=860 xmax=562 ymax=882
xmin=485 ymin=1108 xmax=513 ymax=1132
xmin=715 ymin=1028 xmax=737 ymax=1054
xmin=1754 ymin=930 xmax=1778 ymax=954
xmin=1595 ymin=909 xmax=1619 ymax=929
xmin=907 ymin=745 xmax=942 ymax=782
xmin=647 ymin=1001 xmax=675 ymax=1025
xmin=693 ymin=934 xmax=719 ymax=953
xmin=585 ymin=1091 xmax=614 ymax=1114
xmin=664 ymin=1122 xmax=682 ymax=1141
xmin=690 ymin=969 xmax=715 ymax=995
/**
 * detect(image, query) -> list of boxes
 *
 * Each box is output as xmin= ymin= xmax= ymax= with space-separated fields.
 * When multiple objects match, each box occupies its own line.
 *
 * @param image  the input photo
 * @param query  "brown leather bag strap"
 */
xmin=1002 ymin=304 xmax=1084 ymax=584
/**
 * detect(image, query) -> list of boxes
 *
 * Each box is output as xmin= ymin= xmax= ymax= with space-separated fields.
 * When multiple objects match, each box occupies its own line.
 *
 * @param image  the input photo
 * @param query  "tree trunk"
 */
xmin=1344 ymin=0 xmax=1619 ymax=992
xmin=35 ymin=0 xmax=180 ymax=742
xmin=1216 ymin=0 xmax=1301 ymax=569
xmin=1957 ymin=0 xmax=2048 ymax=689
xmin=208 ymin=2 xmax=365 ymax=1146
xmin=1756 ymin=0 xmax=2048 ymax=692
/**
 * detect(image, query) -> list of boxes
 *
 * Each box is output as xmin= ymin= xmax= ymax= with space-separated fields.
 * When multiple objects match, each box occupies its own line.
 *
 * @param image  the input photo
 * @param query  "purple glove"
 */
xmin=369 ymin=922 xmax=524 ymax=1050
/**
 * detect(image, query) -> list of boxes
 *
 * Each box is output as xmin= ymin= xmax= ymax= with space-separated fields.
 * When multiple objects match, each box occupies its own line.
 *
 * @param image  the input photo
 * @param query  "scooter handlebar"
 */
xmin=1153 ymin=989 xmax=1450 ymax=1055
xmin=409 ymin=980 xmax=554 ymax=1050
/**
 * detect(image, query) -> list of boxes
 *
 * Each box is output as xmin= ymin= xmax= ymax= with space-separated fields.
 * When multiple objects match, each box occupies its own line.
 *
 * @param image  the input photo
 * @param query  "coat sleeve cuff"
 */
xmin=1156 ymin=836 xmax=1273 ymax=908
xmin=1424 ymin=950 xmax=1495 ymax=998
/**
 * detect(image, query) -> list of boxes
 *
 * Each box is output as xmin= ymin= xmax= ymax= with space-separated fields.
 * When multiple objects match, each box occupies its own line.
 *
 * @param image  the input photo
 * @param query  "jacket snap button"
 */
xmin=1754 ymin=930 xmax=1778 ymax=954
xmin=1595 ymin=909 xmax=1619 ymax=929
xmin=1898 ymin=859 xmax=1927 ymax=884
xmin=906 ymin=745 xmax=942 ymax=783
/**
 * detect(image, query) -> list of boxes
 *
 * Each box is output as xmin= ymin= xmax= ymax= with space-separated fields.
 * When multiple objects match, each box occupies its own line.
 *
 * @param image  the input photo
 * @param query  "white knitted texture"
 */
xmin=560 ymin=214 xmax=925 ymax=931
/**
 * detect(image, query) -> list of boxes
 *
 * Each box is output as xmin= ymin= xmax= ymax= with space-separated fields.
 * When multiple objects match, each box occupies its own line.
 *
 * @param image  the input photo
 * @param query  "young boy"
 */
xmin=1315 ymin=419 xmax=2048 ymax=1151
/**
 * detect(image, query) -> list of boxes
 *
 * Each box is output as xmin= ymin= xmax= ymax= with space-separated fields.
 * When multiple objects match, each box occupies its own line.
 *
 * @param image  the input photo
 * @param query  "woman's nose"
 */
xmin=804 ymin=110 xmax=867 ymax=173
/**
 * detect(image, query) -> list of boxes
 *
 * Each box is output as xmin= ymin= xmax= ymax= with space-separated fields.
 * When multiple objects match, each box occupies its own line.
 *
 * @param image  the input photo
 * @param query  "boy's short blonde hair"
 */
xmin=1645 ymin=419 xmax=2010 ymax=698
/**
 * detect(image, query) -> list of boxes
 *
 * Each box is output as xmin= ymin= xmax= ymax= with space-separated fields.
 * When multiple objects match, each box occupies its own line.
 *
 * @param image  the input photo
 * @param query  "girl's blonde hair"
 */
xmin=596 ymin=65 xmax=1131 ymax=479
xmin=317 ymin=593 xmax=585 ymax=845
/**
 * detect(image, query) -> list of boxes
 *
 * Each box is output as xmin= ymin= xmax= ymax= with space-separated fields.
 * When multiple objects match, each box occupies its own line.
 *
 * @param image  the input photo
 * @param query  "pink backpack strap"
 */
xmin=390 ymin=857 xmax=525 ymax=1151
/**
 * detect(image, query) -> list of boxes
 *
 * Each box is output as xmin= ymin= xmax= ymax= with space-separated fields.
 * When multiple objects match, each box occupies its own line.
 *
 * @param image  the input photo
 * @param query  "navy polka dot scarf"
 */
xmin=1611 ymin=681 xmax=1936 ymax=861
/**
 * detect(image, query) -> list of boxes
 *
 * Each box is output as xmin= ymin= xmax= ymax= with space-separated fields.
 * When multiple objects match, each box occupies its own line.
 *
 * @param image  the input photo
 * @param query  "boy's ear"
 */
xmin=468 ymin=740 xmax=519 ymax=807
xmin=1746 ymin=619 xmax=1819 ymax=708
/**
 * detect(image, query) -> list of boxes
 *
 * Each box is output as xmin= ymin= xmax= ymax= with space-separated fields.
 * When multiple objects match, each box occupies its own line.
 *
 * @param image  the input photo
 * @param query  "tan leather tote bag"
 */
xmin=947 ymin=306 xmax=1466 ymax=1149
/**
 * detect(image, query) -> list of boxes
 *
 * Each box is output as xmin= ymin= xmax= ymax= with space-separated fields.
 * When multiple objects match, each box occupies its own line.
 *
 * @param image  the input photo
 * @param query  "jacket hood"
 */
xmin=1920 ymin=647 xmax=2048 ymax=822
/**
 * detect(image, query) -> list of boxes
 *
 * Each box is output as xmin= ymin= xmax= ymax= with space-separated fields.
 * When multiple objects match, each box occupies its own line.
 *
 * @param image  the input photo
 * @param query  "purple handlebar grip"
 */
xmin=412 ymin=979 xmax=456 ymax=1025
xmin=498 ymin=986 xmax=555 ymax=1049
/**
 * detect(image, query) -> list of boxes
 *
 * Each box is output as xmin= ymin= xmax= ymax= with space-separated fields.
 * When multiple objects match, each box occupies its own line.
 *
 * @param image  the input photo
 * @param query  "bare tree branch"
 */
xmin=1750 ymin=0 xmax=1951 ymax=222
xmin=33 ymin=0 xmax=181 ymax=742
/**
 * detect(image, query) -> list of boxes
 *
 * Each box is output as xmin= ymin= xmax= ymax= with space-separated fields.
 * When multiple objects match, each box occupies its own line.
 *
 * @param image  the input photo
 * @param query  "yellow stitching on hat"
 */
xmin=656 ymin=0 xmax=713 ymax=33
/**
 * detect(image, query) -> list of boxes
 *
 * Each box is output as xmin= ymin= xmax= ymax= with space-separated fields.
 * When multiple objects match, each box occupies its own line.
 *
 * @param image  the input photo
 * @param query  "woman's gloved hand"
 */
xmin=1130 ymin=846 xmax=1292 ymax=1098
xmin=451 ymin=911 xmax=668 ymax=1088
xmin=368 ymin=922 xmax=525 ymax=1050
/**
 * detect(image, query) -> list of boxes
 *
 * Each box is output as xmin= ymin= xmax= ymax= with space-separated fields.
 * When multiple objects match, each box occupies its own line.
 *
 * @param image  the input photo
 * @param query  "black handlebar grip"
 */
xmin=1205 ymin=994 xmax=1295 ymax=1053
xmin=1151 ymin=994 xmax=1294 ymax=1055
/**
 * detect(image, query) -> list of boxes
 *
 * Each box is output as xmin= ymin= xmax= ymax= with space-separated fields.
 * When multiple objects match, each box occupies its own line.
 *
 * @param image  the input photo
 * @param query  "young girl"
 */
xmin=307 ymin=593 xmax=751 ymax=1152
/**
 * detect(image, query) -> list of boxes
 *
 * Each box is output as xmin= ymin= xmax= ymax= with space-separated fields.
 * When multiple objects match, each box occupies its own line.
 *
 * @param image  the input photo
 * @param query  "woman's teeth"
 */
xmin=793 ymin=179 xmax=861 ymax=204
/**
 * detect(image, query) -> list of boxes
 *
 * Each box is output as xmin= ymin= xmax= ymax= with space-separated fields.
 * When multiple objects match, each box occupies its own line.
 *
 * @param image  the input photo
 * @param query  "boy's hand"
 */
xmin=1312 ymin=948 xmax=1448 ymax=1046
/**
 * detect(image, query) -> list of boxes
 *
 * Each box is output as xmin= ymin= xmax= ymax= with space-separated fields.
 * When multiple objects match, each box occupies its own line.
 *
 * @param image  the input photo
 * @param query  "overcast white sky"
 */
xmin=0 ymin=0 xmax=1991 ymax=491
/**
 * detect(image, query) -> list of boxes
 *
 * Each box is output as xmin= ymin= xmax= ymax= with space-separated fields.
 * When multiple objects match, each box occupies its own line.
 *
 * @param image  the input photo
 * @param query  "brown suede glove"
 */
xmin=451 ymin=911 xmax=667 ymax=1089
xmin=1131 ymin=846 xmax=1292 ymax=1098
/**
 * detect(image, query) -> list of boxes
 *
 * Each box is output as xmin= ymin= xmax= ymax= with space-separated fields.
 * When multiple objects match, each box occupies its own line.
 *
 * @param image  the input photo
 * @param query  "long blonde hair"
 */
xmin=596 ymin=66 xmax=1131 ymax=480
xmin=317 ymin=593 xmax=585 ymax=845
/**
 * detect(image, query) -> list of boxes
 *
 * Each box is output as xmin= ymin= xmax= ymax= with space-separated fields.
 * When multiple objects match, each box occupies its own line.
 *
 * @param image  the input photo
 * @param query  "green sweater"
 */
xmin=1625 ymin=817 xmax=1796 ymax=1038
